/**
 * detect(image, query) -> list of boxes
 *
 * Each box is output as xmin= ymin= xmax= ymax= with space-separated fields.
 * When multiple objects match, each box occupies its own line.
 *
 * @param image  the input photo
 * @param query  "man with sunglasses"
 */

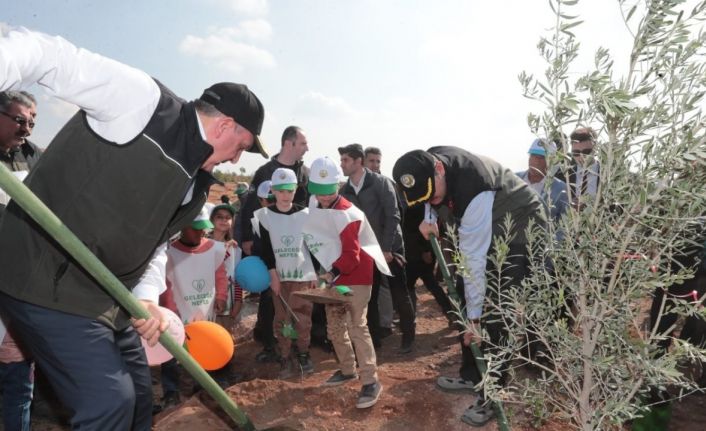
xmin=0 ymin=90 xmax=41 ymax=431
xmin=0 ymin=26 xmax=267 ymax=430
xmin=557 ymin=127 xmax=600 ymax=207
xmin=0 ymin=91 xmax=41 ymax=182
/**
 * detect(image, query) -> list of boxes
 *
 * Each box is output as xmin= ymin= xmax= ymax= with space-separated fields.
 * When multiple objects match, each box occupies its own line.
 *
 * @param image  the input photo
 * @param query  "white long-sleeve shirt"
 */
xmin=457 ymin=191 xmax=495 ymax=320
xmin=426 ymin=190 xmax=495 ymax=320
xmin=0 ymin=25 xmax=198 ymax=303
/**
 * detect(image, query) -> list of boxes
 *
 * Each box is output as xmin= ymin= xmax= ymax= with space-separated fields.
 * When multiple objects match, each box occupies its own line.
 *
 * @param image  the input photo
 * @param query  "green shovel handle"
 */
xmin=428 ymin=233 xmax=510 ymax=431
xmin=0 ymin=164 xmax=257 ymax=431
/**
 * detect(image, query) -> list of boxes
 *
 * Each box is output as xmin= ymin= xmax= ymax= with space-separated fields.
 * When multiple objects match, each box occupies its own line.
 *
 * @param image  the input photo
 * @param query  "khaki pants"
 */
xmin=272 ymin=281 xmax=314 ymax=357
xmin=325 ymin=284 xmax=378 ymax=385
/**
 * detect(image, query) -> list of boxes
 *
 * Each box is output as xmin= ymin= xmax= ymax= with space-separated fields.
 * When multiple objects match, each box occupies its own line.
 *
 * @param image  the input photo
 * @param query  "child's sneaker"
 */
xmin=161 ymin=391 xmax=181 ymax=409
xmin=297 ymin=352 xmax=314 ymax=374
xmin=356 ymin=381 xmax=383 ymax=409
xmin=255 ymin=346 xmax=278 ymax=363
xmin=278 ymin=356 xmax=295 ymax=379
xmin=323 ymin=370 xmax=358 ymax=387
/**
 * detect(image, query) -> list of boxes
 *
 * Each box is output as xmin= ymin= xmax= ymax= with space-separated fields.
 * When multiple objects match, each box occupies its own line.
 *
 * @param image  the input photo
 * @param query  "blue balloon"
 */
xmin=235 ymin=256 xmax=271 ymax=293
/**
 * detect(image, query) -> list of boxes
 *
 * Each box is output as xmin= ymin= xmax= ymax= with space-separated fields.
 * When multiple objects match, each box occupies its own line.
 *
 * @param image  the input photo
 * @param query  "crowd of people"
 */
xmin=0 ymin=24 xmax=705 ymax=431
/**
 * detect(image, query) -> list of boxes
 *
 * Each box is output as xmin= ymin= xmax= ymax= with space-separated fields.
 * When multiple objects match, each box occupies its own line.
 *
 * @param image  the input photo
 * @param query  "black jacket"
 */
xmin=429 ymin=146 xmax=545 ymax=244
xmin=0 ymin=139 xmax=43 ymax=219
xmin=339 ymin=168 xmax=404 ymax=254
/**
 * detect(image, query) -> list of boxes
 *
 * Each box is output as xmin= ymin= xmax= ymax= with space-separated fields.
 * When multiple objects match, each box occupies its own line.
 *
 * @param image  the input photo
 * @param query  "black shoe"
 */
xmin=379 ymin=327 xmax=393 ymax=339
xmin=323 ymin=370 xmax=358 ymax=387
xmin=399 ymin=339 xmax=414 ymax=354
xmin=356 ymin=381 xmax=383 ymax=408
xmin=161 ymin=391 xmax=181 ymax=409
xmin=255 ymin=347 xmax=278 ymax=363
xmin=278 ymin=356 xmax=295 ymax=379
xmin=297 ymin=352 xmax=315 ymax=374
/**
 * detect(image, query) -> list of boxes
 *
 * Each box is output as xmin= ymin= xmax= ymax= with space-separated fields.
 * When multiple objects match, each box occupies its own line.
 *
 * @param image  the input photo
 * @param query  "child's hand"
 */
xmin=215 ymin=299 xmax=227 ymax=314
xmin=320 ymin=272 xmax=334 ymax=284
xmin=271 ymin=277 xmax=281 ymax=296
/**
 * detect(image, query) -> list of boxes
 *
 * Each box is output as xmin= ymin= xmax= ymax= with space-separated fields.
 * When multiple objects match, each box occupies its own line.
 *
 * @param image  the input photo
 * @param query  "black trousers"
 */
xmin=367 ymin=259 xmax=416 ymax=345
xmin=458 ymin=243 xmax=531 ymax=395
xmin=253 ymin=288 xmax=276 ymax=350
xmin=649 ymin=268 xmax=706 ymax=353
xmin=406 ymin=256 xmax=452 ymax=316
xmin=0 ymin=293 xmax=153 ymax=431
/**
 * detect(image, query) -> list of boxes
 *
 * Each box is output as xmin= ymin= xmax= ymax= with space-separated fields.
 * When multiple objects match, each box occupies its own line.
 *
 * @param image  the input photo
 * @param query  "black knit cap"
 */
xmin=392 ymin=150 xmax=436 ymax=207
xmin=200 ymin=82 xmax=267 ymax=158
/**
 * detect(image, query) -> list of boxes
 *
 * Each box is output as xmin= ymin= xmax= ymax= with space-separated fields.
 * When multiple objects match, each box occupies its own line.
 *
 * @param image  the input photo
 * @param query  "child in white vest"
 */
xmin=302 ymin=156 xmax=388 ymax=409
xmin=158 ymin=207 xmax=228 ymax=407
xmin=252 ymin=168 xmax=317 ymax=379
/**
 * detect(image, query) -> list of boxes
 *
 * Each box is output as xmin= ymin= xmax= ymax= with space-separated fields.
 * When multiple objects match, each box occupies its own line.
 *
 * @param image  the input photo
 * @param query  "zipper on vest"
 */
xmin=53 ymin=260 xmax=70 ymax=302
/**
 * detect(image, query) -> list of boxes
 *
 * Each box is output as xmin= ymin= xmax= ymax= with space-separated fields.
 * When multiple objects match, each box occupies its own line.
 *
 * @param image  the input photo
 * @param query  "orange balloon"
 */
xmin=184 ymin=321 xmax=235 ymax=371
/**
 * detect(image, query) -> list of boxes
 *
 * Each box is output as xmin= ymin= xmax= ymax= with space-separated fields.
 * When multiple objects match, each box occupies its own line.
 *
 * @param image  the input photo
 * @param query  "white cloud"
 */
xmin=224 ymin=0 xmax=268 ymax=16
xmin=296 ymin=91 xmax=358 ymax=117
xmin=215 ymin=19 xmax=272 ymax=42
xmin=179 ymin=26 xmax=276 ymax=72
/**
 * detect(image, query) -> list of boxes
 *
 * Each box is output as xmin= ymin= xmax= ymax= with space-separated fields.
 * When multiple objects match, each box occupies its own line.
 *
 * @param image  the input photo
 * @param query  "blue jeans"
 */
xmin=0 ymin=359 xmax=34 ymax=431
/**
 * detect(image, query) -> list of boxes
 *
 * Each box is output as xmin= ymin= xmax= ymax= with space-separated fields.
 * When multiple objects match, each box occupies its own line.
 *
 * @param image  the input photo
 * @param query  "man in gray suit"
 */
xmin=515 ymin=138 xmax=569 ymax=228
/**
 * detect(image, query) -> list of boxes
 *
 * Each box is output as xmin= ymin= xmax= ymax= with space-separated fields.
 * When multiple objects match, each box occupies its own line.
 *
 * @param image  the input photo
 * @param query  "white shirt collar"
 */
xmin=350 ymin=170 xmax=366 ymax=194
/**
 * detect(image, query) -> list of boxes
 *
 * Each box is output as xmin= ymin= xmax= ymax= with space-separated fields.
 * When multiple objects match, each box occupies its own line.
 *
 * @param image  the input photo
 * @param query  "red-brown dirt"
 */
xmin=149 ymin=289 xmax=706 ymax=431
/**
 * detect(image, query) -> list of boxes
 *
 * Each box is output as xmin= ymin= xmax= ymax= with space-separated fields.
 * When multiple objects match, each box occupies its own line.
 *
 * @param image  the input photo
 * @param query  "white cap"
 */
xmin=257 ymin=180 xmax=273 ymax=199
xmin=271 ymin=168 xmax=297 ymax=191
xmin=191 ymin=205 xmax=214 ymax=230
xmin=528 ymin=138 xmax=557 ymax=157
xmin=308 ymin=156 xmax=341 ymax=195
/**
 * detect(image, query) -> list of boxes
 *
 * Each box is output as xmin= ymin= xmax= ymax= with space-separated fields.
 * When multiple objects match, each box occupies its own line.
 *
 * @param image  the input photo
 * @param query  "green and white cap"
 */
xmin=191 ymin=205 xmax=214 ymax=230
xmin=257 ymin=180 xmax=273 ymax=199
xmin=308 ymin=156 xmax=341 ymax=195
xmin=271 ymin=168 xmax=297 ymax=191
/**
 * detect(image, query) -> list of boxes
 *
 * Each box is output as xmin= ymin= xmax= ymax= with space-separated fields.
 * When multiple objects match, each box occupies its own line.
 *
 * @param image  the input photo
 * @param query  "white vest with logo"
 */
xmin=167 ymin=241 xmax=226 ymax=323
xmin=303 ymin=202 xmax=391 ymax=276
xmin=252 ymin=207 xmax=317 ymax=281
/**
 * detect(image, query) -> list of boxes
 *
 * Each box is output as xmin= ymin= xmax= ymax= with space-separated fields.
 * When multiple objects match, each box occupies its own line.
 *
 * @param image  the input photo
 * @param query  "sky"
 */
xmin=4 ymin=0 xmax=638 ymax=178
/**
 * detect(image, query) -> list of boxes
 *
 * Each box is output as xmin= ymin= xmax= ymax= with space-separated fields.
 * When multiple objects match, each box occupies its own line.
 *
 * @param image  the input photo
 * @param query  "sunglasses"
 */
xmin=571 ymin=148 xmax=593 ymax=156
xmin=0 ymin=111 xmax=35 ymax=128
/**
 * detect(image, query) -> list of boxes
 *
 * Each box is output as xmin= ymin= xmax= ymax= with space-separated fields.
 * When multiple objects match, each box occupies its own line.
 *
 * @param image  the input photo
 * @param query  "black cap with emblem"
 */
xmin=392 ymin=149 xmax=436 ymax=207
xmin=199 ymin=82 xmax=268 ymax=158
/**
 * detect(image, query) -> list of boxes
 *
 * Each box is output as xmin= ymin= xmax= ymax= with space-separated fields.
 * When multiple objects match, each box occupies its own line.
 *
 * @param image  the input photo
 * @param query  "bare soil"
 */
xmin=150 ymin=289 xmax=706 ymax=431
xmin=22 ymin=288 xmax=706 ymax=430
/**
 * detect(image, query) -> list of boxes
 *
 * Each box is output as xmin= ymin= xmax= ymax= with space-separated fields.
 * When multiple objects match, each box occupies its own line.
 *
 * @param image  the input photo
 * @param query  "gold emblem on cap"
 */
xmin=400 ymin=174 xmax=416 ymax=189
xmin=279 ymin=172 xmax=286 ymax=180
xmin=319 ymin=169 xmax=328 ymax=178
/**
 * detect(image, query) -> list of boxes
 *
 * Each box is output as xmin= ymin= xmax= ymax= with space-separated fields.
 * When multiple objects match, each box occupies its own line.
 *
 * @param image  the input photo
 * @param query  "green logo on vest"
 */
xmin=192 ymin=279 xmax=206 ymax=293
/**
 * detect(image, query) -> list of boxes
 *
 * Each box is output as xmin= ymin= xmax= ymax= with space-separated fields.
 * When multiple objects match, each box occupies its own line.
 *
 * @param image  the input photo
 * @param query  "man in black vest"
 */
xmin=393 ymin=146 xmax=545 ymax=427
xmin=0 ymin=26 xmax=266 ymax=430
